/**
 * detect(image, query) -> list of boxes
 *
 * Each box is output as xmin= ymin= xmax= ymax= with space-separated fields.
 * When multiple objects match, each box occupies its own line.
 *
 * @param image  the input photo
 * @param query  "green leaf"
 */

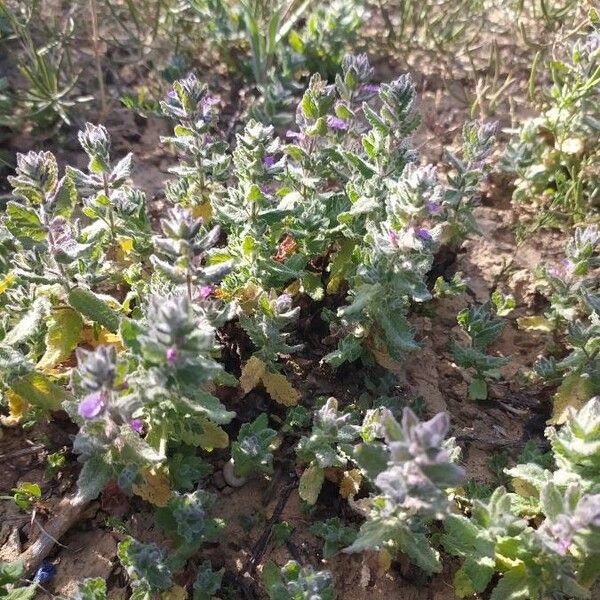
xmin=396 ymin=528 xmax=441 ymax=574
xmin=288 ymin=29 xmax=304 ymax=53
xmin=76 ymin=455 xmax=112 ymax=502
xmin=52 ymin=176 xmax=77 ymax=218
xmin=489 ymin=565 xmax=529 ymax=600
xmin=327 ymin=239 xmax=355 ymax=293
xmin=68 ymin=288 xmax=120 ymax=333
xmin=453 ymin=567 xmax=476 ymax=598
xmin=0 ymin=561 xmax=25 ymax=586
xmin=353 ymin=442 xmax=388 ymax=481
xmin=468 ymin=378 xmax=488 ymax=400
xmin=5 ymin=586 xmax=37 ymax=600
xmin=37 ymin=308 xmax=83 ymax=371
xmin=73 ymin=578 xmax=107 ymax=600
xmin=299 ymin=464 xmax=324 ymax=505
xmin=3 ymin=297 xmax=49 ymax=346
xmin=5 ymin=202 xmax=46 ymax=241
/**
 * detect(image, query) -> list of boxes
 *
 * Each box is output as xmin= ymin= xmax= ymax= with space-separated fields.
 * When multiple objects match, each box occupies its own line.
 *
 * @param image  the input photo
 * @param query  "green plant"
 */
xmin=347 ymin=408 xmax=464 ymax=573
xmin=231 ymin=412 xmax=277 ymax=478
xmin=505 ymin=24 xmax=600 ymax=231
xmin=263 ymin=560 xmax=335 ymax=600
xmin=451 ymin=302 xmax=510 ymax=400
xmin=0 ymin=482 xmax=41 ymax=511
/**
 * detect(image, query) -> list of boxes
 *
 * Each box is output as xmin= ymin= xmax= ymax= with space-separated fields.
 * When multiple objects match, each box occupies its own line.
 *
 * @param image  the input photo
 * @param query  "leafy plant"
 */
xmin=310 ymin=517 xmax=357 ymax=558
xmin=193 ymin=560 xmax=223 ymax=600
xmin=231 ymin=412 xmax=277 ymax=478
xmin=296 ymin=397 xmax=359 ymax=505
xmin=451 ymin=302 xmax=510 ymax=400
xmin=0 ymin=561 xmax=35 ymax=600
xmin=118 ymin=537 xmax=174 ymax=597
xmin=0 ymin=482 xmax=41 ymax=511
xmin=505 ymin=25 xmax=600 ymax=231
xmin=263 ymin=560 xmax=335 ymax=600
xmin=348 ymin=408 xmax=464 ymax=573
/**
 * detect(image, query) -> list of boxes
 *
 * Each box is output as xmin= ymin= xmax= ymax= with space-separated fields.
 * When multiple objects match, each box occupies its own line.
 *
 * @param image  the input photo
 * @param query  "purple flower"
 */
xmin=263 ymin=155 xmax=275 ymax=168
xmin=166 ymin=346 xmax=178 ymax=366
xmin=361 ymin=84 xmax=380 ymax=94
xmin=425 ymin=200 xmax=442 ymax=215
xmin=167 ymin=89 xmax=177 ymax=100
xmin=327 ymin=115 xmax=348 ymax=131
xmin=275 ymin=293 xmax=292 ymax=313
xmin=78 ymin=392 xmax=105 ymax=419
xmin=198 ymin=284 xmax=215 ymax=300
xmin=130 ymin=419 xmax=144 ymax=434
xmin=286 ymin=130 xmax=306 ymax=142
xmin=388 ymin=228 xmax=400 ymax=246
xmin=549 ymin=259 xmax=575 ymax=281
xmin=202 ymin=96 xmax=219 ymax=107
xmin=414 ymin=227 xmax=433 ymax=242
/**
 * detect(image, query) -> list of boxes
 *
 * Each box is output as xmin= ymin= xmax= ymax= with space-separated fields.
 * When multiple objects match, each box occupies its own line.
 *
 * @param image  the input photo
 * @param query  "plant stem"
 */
xmin=89 ymin=0 xmax=108 ymax=118
xmin=102 ymin=172 xmax=116 ymax=240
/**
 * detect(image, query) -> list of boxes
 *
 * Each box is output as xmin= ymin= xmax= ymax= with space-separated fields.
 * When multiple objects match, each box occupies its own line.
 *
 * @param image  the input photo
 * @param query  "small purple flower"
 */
xmin=275 ymin=293 xmax=292 ymax=313
xmin=260 ymin=185 xmax=270 ymax=196
xmin=549 ymin=259 xmax=575 ymax=281
xmin=361 ymin=84 xmax=380 ymax=94
xmin=202 ymin=96 xmax=219 ymax=107
xmin=78 ymin=392 xmax=105 ymax=420
xmin=388 ymin=228 xmax=400 ymax=246
xmin=414 ymin=227 xmax=433 ymax=242
xmin=198 ymin=284 xmax=215 ymax=299
xmin=166 ymin=346 xmax=178 ymax=366
xmin=263 ymin=155 xmax=275 ymax=168
xmin=556 ymin=537 xmax=572 ymax=555
xmin=167 ymin=89 xmax=177 ymax=100
xmin=327 ymin=115 xmax=348 ymax=131
xmin=130 ymin=419 xmax=144 ymax=434
xmin=286 ymin=130 xmax=306 ymax=142
xmin=425 ymin=200 xmax=442 ymax=215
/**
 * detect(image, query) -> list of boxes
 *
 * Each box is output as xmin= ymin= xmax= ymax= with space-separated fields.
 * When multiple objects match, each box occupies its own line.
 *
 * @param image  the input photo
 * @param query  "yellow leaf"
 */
xmin=119 ymin=237 xmax=134 ymax=254
xmin=299 ymin=464 xmax=324 ymax=505
xmin=378 ymin=549 xmax=392 ymax=574
xmin=160 ymin=585 xmax=188 ymax=600
xmin=81 ymin=326 xmax=124 ymax=351
xmin=132 ymin=465 xmax=171 ymax=507
xmin=196 ymin=416 xmax=229 ymax=451
xmin=236 ymin=281 xmax=263 ymax=315
xmin=517 ymin=315 xmax=554 ymax=332
xmin=339 ymin=469 xmax=362 ymax=499
xmin=261 ymin=370 xmax=301 ymax=406
xmin=10 ymin=372 xmax=69 ymax=410
xmin=548 ymin=373 xmax=595 ymax=425
xmin=239 ymin=356 xmax=266 ymax=394
xmin=0 ymin=390 xmax=28 ymax=427
xmin=37 ymin=307 xmax=83 ymax=371
xmin=0 ymin=272 xmax=16 ymax=295
xmin=284 ymin=279 xmax=301 ymax=296
xmin=327 ymin=239 xmax=355 ymax=293
xmin=192 ymin=201 xmax=213 ymax=223
xmin=511 ymin=477 xmax=538 ymax=499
